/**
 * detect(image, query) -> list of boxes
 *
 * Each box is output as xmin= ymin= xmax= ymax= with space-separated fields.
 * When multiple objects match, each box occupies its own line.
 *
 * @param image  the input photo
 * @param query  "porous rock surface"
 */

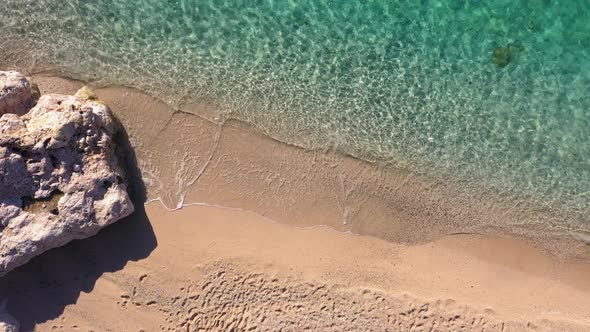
xmin=0 ymin=72 xmax=134 ymax=277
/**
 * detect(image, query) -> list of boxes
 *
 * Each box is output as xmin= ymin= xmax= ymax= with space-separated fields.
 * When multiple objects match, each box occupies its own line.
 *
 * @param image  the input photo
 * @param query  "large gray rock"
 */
xmin=0 ymin=73 xmax=134 ymax=277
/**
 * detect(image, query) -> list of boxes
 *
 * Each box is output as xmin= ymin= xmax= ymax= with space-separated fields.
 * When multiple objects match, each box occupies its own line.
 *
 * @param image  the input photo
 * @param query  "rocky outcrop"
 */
xmin=0 ymin=72 xmax=134 ymax=277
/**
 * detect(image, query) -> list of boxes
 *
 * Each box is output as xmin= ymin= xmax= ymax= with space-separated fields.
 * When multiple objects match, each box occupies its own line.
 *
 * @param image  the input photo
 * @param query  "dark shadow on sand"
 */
xmin=0 ymin=118 xmax=157 ymax=331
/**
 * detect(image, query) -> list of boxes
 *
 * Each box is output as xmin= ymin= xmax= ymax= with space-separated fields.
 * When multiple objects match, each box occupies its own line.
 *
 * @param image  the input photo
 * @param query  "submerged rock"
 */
xmin=0 ymin=72 xmax=134 ymax=277
xmin=491 ymin=43 xmax=524 ymax=68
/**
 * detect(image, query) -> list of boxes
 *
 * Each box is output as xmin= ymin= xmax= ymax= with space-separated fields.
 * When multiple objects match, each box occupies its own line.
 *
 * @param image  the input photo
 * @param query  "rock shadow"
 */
xmin=0 ymin=117 xmax=157 ymax=331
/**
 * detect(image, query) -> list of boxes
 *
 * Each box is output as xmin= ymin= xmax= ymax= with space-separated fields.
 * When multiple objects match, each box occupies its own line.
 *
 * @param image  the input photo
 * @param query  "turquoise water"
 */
xmin=2 ymin=0 xmax=590 ymax=220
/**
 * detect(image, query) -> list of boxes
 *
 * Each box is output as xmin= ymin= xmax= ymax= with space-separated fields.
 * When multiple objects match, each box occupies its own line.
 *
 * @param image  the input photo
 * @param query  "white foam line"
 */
xmin=144 ymin=197 xmax=359 ymax=236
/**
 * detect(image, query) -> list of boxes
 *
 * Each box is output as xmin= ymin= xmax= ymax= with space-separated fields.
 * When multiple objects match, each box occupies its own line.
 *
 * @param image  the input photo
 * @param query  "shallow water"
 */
xmin=2 ymin=0 xmax=590 ymax=220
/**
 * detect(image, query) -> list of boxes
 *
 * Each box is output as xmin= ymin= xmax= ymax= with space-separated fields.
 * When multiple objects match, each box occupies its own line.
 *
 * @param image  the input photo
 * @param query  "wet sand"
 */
xmin=1 ymin=74 xmax=590 ymax=330
xmin=30 ymin=74 xmax=590 ymax=257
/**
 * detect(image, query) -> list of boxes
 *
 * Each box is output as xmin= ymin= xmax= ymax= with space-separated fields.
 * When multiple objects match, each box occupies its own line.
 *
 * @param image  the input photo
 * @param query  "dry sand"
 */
xmin=3 ymin=203 xmax=590 ymax=331
xmin=1 ymin=74 xmax=590 ymax=331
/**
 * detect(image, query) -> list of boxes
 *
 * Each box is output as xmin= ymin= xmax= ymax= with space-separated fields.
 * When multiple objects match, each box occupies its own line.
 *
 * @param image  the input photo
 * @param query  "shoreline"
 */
xmin=30 ymin=73 xmax=590 ymax=260
xmin=0 ymin=72 xmax=588 ymax=330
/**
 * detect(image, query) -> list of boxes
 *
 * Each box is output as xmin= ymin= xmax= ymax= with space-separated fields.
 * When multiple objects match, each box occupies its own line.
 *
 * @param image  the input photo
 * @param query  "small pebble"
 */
xmin=73 ymin=164 xmax=82 ymax=172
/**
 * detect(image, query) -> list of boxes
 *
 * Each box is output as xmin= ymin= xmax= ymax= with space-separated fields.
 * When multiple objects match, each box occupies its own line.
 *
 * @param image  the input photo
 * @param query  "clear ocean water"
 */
xmin=2 ymin=0 xmax=589 ymax=220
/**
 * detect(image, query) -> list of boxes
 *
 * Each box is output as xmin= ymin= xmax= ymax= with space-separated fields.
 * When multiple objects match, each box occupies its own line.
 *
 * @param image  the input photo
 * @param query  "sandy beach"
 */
xmin=2 ymin=202 xmax=590 ymax=331
xmin=2 ymin=1 xmax=590 ymax=330
xmin=1 ymin=75 xmax=590 ymax=331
